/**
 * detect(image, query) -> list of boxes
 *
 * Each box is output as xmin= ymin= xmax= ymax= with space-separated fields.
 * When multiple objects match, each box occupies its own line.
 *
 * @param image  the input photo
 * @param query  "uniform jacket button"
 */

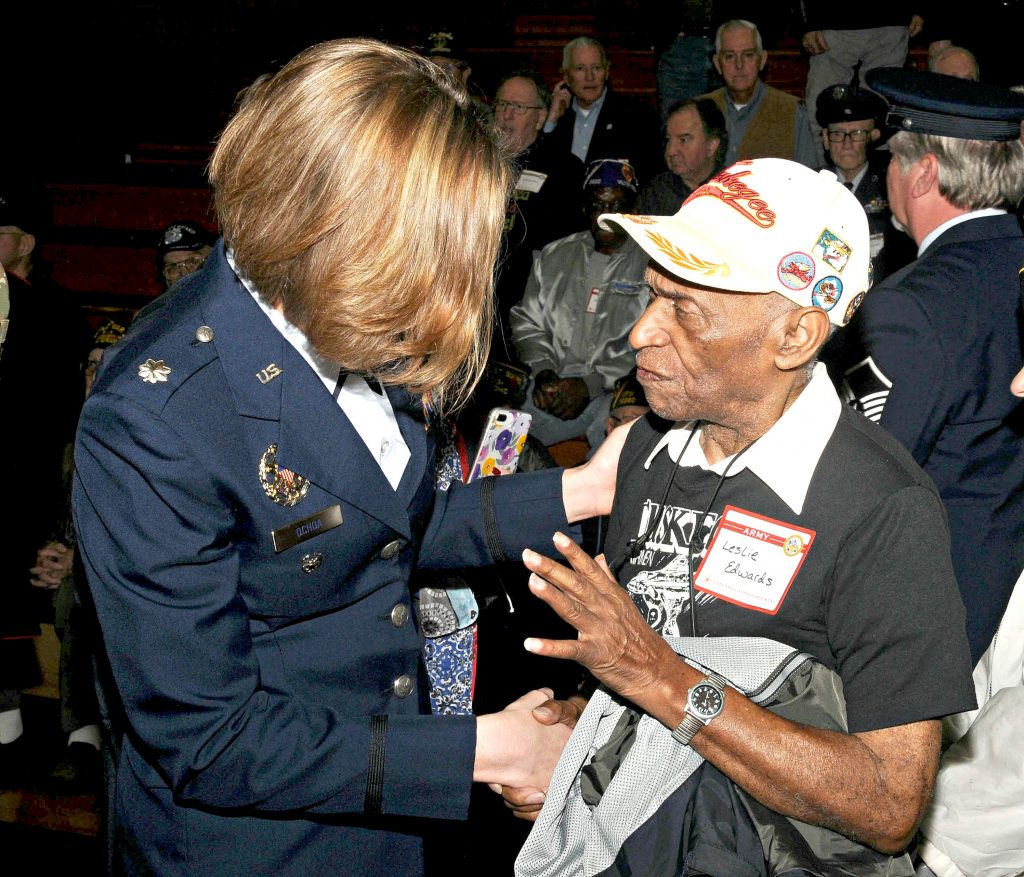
xmin=380 ymin=539 xmax=402 ymax=560
xmin=389 ymin=604 xmax=409 ymax=627
xmin=392 ymin=675 xmax=414 ymax=698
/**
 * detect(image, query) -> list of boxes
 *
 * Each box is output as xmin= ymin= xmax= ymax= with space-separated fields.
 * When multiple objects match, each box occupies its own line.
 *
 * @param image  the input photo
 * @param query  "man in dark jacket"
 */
xmin=825 ymin=69 xmax=1024 ymax=667
xmin=541 ymin=37 xmax=662 ymax=186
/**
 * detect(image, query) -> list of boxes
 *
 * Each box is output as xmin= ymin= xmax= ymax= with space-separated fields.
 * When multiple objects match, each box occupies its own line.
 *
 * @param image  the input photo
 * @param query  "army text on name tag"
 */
xmin=272 ymin=505 xmax=344 ymax=554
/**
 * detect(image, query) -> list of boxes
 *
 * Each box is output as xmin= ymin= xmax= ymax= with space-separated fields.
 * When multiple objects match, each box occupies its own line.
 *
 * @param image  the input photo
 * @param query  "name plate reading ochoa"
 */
xmin=272 ymin=505 xmax=344 ymax=554
xmin=693 ymin=505 xmax=815 ymax=614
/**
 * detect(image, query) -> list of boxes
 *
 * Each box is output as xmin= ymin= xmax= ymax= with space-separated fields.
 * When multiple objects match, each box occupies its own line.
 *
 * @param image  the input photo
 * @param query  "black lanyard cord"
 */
xmin=686 ymin=436 xmax=758 ymax=637
xmin=619 ymin=422 xmax=761 ymax=637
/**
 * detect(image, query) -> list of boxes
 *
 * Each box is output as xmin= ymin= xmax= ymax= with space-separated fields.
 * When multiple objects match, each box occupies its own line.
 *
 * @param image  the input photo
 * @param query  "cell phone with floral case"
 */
xmin=467 ymin=407 xmax=532 ymax=481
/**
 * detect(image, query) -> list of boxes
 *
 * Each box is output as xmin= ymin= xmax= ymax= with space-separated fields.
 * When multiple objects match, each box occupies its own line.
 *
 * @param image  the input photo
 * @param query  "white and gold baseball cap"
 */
xmin=600 ymin=158 xmax=871 ymax=326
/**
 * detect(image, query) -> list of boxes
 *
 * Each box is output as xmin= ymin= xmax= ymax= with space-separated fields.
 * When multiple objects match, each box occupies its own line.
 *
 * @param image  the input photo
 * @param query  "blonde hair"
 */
xmin=210 ymin=38 xmax=513 ymax=411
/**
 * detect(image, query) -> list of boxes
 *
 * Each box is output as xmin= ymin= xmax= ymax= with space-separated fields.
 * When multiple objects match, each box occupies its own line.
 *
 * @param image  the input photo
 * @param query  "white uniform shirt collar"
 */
xmin=643 ymin=363 xmax=841 ymax=514
xmin=226 ymin=249 xmax=410 ymax=490
xmin=918 ymin=207 xmax=1006 ymax=256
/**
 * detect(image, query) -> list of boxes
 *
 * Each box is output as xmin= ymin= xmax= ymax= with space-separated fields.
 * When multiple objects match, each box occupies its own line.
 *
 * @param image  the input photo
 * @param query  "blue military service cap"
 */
xmin=866 ymin=67 xmax=1024 ymax=141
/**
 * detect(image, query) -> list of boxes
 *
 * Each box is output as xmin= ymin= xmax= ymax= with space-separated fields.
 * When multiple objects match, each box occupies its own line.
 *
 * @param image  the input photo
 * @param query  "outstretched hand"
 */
xmin=521 ymin=533 xmax=676 ymax=708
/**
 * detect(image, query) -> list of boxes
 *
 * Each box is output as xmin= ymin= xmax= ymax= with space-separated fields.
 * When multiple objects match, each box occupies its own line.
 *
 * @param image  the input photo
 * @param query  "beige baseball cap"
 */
xmin=600 ymin=158 xmax=872 ymax=326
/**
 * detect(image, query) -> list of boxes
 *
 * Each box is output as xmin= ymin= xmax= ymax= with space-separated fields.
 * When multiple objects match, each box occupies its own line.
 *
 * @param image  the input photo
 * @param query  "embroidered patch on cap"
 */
xmin=813 ymin=229 xmax=852 ymax=273
xmin=811 ymin=276 xmax=843 ymax=310
xmin=778 ymin=252 xmax=815 ymax=290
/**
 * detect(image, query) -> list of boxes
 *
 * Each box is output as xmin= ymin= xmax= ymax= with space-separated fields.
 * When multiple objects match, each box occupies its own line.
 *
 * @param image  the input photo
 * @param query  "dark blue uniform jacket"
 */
xmin=826 ymin=213 xmax=1024 ymax=665
xmin=71 ymin=243 xmax=573 ymax=876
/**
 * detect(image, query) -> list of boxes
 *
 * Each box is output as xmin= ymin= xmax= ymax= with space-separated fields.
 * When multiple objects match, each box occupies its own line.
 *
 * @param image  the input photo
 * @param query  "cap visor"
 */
xmin=599 ymin=212 xmax=769 ymax=293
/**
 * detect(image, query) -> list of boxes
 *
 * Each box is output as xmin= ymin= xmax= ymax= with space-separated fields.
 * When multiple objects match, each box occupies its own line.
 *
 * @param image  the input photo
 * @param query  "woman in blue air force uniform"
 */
xmin=71 ymin=39 xmax=620 ymax=877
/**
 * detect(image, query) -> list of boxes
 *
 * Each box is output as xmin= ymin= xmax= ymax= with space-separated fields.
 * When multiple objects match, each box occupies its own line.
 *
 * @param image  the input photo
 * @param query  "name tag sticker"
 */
xmin=693 ymin=505 xmax=814 ymax=614
xmin=516 ymin=169 xmax=548 ymax=194
xmin=272 ymin=504 xmax=344 ymax=554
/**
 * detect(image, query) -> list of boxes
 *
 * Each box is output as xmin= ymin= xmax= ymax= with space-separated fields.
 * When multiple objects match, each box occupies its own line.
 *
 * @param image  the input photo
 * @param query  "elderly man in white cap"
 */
xmin=501 ymin=158 xmax=976 ymax=874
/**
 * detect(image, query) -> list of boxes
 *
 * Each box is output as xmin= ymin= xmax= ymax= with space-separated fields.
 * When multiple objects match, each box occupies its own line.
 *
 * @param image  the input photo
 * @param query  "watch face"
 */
xmin=690 ymin=683 xmax=724 ymax=719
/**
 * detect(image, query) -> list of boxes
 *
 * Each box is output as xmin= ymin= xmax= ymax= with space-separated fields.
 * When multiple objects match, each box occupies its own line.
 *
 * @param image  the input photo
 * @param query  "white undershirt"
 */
xmin=227 ymin=250 xmax=410 ymax=490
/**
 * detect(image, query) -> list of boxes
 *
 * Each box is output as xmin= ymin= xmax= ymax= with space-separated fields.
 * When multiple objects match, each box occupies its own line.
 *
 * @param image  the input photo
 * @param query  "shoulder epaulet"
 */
xmin=94 ymin=309 xmax=219 ymax=415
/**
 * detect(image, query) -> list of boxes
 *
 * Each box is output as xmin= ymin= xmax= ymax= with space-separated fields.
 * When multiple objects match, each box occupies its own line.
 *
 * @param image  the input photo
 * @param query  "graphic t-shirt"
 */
xmin=603 ymin=408 xmax=976 ymax=733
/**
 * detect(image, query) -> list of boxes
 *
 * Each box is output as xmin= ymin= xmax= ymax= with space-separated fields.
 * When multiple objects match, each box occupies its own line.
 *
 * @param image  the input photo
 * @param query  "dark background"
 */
xmin=3 ymin=2 xmax=808 ymax=182
xmin=1 ymin=3 xmax=816 ymax=316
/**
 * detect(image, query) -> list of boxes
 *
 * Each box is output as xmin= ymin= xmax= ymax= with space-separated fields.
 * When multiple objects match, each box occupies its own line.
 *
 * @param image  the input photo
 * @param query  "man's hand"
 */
xmin=489 ymin=694 xmax=588 ymax=821
xmin=561 ymin=416 xmax=635 ymax=522
xmin=802 ymin=30 xmax=828 ymax=55
xmin=522 ymin=533 xmax=677 ymax=707
xmin=908 ymin=15 xmax=924 ymax=38
xmin=547 ymin=81 xmax=572 ymax=126
xmin=30 ymin=541 xmax=73 ymax=590
xmin=532 ymin=369 xmax=561 ymax=412
xmin=548 ymin=377 xmax=590 ymax=420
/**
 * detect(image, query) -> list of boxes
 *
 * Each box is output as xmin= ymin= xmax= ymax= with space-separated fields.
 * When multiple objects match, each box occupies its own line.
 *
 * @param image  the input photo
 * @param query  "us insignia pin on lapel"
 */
xmin=259 ymin=443 xmax=310 ymax=507
xmin=139 ymin=359 xmax=171 ymax=383
xmin=257 ymin=363 xmax=283 ymax=385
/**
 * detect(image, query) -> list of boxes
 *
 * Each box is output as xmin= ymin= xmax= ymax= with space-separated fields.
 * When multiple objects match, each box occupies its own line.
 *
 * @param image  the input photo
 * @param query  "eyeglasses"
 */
xmin=162 ymin=254 xmax=206 ymax=280
xmin=586 ymin=198 xmax=632 ymax=215
xmin=493 ymin=99 xmax=544 ymax=115
xmin=827 ymin=129 xmax=872 ymax=143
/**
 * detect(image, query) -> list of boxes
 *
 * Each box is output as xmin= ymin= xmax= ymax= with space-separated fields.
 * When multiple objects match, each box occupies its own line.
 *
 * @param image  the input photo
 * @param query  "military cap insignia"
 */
xmin=138 ymin=359 xmax=172 ymax=383
xmin=259 ymin=443 xmax=309 ymax=507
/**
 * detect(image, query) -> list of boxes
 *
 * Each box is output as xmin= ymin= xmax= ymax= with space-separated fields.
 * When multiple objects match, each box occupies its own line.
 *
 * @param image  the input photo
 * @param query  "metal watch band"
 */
xmin=671 ymin=711 xmax=707 ymax=746
xmin=670 ymin=670 xmax=729 ymax=746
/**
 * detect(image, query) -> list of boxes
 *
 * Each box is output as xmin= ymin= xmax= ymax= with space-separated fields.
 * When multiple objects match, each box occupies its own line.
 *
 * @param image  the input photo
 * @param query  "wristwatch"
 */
xmin=671 ymin=670 xmax=728 ymax=746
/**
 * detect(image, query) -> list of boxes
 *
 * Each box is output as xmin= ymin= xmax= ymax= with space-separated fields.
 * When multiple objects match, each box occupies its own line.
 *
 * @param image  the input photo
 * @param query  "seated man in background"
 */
xmin=133 ymin=219 xmax=215 ymax=323
xmin=0 ymin=182 xmax=89 ymax=785
xmin=701 ymin=19 xmax=818 ymax=168
xmin=928 ymin=45 xmax=980 ymax=81
xmin=542 ymin=37 xmax=662 ymax=184
xmin=158 ymin=219 xmax=212 ymax=288
xmin=490 ymin=68 xmax=585 ymax=363
xmin=603 ymin=369 xmax=650 ymax=436
xmin=816 ymin=82 xmax=913 ymax=281
xmin=510 ymin=158 xmax=648 ymax=449
xmin=636 ymin=97 xmax=728 ymax=215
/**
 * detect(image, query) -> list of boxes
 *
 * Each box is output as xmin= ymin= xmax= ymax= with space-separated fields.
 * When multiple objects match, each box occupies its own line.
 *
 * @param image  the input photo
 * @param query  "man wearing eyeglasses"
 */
xmin=157 ymin=220 xmax=212 ymax=289
xmin=490 ymin=70 xmax=585 ymax=364
xmin=816 ymin=83 xmax=913 ymax=280
xmin=132 ymin=220 xmax=214 ymax=325
xmin=700 ymin=20 xmax=818 ymax=169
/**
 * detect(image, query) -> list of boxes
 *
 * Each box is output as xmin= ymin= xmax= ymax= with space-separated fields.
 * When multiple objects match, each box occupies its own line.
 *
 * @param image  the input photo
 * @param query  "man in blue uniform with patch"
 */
xmin=70 ymin=39 xmax=623 ymax=877
xmin=825 ymin=69 xmax=1024 ymax=667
